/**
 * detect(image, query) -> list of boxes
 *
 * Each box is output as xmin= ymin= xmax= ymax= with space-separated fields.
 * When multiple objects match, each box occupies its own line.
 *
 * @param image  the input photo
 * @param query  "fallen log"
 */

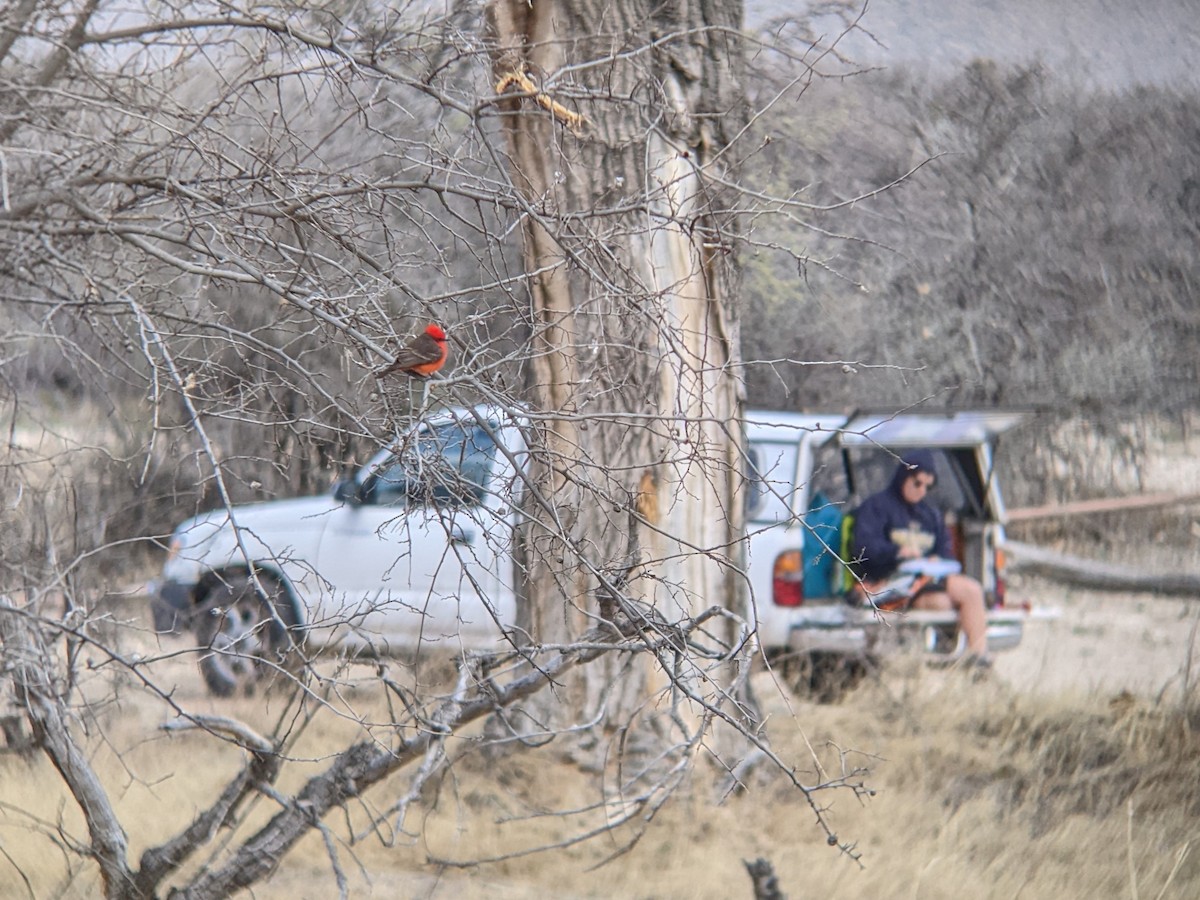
xmin=1007 ymin=491 xmax=1200 ymax=522
xmin=1003 ymin=540 xmax=1200 ymax=596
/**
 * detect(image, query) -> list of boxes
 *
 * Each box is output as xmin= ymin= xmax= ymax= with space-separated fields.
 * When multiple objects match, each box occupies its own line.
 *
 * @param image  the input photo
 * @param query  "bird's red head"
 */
xmin=425 ymin=323 xmax=447 ymax=341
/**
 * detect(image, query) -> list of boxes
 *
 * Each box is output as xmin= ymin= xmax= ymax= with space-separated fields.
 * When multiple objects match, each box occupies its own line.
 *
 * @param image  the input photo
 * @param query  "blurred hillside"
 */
xmin=749 ymin=0 xmax=1200 ymax=89
xmin=740 ymin=58 xmax=1200 ymax=412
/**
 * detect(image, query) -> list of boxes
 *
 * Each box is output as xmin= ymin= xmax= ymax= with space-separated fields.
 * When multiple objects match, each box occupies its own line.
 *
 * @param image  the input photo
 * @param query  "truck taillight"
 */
xmin=994 ymin=546 xmax=1007 ymax=606
xmin=772 ymin=550 xmax=804 ymax=607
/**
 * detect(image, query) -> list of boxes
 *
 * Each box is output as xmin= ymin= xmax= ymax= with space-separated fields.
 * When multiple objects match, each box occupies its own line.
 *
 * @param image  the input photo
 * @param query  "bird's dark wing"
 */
xmin=376 ymin=332 xmax=444 ymax=376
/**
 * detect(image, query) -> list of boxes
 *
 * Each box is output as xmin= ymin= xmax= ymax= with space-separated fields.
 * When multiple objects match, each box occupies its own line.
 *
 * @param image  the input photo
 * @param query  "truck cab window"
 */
xmin=366 ymin=422 xmax=497 ymax=507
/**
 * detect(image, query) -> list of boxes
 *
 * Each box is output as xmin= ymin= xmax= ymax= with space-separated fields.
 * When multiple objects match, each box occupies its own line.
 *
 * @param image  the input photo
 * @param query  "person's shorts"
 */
xmin=848 ymin=574 xmax=948 ymax=612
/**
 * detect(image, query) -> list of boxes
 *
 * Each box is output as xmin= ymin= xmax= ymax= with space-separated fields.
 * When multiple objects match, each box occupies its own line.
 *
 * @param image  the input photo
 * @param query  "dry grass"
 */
xmin=3 ymin=433 xmax=1199 ymax=899
xmin=3 ymin=581 xmax=1200 ymax=900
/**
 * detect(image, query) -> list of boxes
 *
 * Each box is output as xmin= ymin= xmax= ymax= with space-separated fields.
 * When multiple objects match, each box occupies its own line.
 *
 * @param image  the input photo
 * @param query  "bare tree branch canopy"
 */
xmin=0 ymin=1 xmax=871 ymax=896
xmin=6 ymin=0 xmax=1195 ymax=894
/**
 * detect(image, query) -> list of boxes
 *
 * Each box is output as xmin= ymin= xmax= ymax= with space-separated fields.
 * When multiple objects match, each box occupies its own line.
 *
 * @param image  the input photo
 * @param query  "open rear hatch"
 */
xmin=836 ymin=408 xmax=1033 ymax=524
xmin=838 ymin=409 xmax=1031 ymax=449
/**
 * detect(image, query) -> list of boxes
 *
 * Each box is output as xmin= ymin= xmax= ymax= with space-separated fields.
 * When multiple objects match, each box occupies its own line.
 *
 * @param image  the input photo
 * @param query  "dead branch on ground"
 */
xmin=1004 ymin=541 xmax=1200 ymax=596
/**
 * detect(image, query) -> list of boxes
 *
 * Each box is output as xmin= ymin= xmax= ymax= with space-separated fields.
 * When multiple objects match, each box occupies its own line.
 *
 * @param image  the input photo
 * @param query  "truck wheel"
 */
xmin=196 ymin=575 xmax=300 ymax=697
xmin=807 ymin=652 xmax=873 ymax=703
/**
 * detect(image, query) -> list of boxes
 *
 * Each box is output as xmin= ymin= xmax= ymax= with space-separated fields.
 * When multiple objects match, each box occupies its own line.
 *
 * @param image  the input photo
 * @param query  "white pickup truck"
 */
xmin=154 ymin=406 xmax=1035 ymax=696
xmin=744 ymin=408 xmax=1035 ymax=697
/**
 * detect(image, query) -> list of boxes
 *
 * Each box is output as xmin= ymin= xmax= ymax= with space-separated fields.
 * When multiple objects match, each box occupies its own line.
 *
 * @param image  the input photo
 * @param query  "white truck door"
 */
xmin=314 ymin=417 xmax=514 ymax=649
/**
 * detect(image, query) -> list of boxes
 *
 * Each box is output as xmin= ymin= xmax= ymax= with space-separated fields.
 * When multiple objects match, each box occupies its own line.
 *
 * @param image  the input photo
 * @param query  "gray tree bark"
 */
xmin=486 ymin=0 xmax=748 ymax=734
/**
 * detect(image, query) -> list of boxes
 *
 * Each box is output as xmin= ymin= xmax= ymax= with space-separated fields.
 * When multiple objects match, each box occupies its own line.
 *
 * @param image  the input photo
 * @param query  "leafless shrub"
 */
xmin=0 ymin=1 xmax=885 ymax=895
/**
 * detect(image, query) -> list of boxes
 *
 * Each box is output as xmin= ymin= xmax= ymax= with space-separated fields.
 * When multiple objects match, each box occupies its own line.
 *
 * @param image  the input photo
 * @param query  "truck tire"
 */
xmin=773 ymin=650 xmax=874 ymax=704
xmin=807 ymin=651 xmax=873 ymax=704
xmin=196 ymin=575 xmax=301 ymax=697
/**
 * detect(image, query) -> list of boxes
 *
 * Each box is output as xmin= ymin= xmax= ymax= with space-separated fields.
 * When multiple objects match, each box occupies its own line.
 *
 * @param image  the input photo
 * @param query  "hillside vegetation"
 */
xmin=740 ymin=60 xmax=1200 ymax=418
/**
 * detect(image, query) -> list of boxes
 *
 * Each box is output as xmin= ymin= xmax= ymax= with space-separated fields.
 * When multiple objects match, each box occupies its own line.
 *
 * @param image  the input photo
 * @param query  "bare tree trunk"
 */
xmin=487 ymin=0 xmax=746 ymax=739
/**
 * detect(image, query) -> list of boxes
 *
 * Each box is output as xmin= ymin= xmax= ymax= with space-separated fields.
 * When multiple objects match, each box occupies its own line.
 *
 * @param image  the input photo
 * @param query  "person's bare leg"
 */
xmin=912 ymin=575 xmax=989 ymax=656
xmin=946 ymin=573 xmax=988 ymax=656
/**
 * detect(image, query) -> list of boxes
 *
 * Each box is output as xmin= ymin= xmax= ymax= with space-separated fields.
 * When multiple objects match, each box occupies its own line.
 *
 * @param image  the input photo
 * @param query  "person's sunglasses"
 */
xmin=911 ymin=475 xmax=935 ymax=490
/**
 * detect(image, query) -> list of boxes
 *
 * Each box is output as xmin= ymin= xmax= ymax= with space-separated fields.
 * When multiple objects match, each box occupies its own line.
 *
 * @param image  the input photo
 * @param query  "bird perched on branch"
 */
xmin=375 ymin=323 xmax=449 ymax=378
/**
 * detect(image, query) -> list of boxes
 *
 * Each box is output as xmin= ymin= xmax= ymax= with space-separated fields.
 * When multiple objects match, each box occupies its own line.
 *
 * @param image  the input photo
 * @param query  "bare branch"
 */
xmin=0 ymin=595 xmax=132 ymax=898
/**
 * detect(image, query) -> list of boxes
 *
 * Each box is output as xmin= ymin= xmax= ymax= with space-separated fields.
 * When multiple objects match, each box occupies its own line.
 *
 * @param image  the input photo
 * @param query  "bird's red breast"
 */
xmin=376 ymin=323 xmax=449 ymax=378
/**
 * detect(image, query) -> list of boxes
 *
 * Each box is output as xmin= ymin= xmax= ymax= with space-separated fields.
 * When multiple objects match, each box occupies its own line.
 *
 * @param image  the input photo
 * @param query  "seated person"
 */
xmin=850 ymin=449 xmax=990 ymax=662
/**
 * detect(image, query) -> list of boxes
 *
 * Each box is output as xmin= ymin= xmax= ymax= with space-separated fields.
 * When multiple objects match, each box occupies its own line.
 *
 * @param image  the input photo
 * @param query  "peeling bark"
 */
xmin=486 ymin=0 xmax=747 ymax=732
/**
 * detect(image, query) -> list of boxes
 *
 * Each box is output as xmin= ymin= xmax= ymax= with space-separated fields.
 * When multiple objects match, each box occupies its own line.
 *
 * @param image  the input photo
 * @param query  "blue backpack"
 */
xmin=802 ymin=492 xmax=844 ymax=599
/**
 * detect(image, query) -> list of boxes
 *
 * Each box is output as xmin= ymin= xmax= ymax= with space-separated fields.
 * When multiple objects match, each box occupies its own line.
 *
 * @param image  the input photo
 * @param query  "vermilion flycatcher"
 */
xmin=375 ymin=323 xmax=449 ymax=378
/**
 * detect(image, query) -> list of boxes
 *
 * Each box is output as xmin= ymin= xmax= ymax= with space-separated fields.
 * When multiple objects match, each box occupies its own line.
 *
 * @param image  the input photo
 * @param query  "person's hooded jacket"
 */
xmin=851 ymin=449 xmax=953 ymax=581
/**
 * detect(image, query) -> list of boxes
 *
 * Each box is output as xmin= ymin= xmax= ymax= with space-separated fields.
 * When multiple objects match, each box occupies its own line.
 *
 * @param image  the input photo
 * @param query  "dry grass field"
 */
xmin=3 ymin=573 xmax=1199 ymax=900
xmin=3 ymin=438 xmax=1199 ymax=899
